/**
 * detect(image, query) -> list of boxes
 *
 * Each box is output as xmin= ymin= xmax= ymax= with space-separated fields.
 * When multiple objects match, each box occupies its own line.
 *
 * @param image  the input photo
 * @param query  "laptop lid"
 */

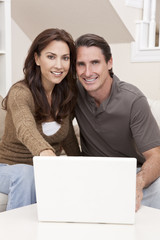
xmin=33 ymin=156 xmax=136 ymax=224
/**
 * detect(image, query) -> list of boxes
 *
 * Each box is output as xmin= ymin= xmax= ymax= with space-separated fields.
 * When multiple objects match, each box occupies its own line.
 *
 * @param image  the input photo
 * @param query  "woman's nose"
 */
xmin=54 ymin=58 xmax=62 ymax=69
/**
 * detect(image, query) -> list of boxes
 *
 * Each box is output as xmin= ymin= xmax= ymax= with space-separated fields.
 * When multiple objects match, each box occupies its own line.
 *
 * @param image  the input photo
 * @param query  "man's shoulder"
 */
xmin=114 ymin=75 xmax=145 ymax=98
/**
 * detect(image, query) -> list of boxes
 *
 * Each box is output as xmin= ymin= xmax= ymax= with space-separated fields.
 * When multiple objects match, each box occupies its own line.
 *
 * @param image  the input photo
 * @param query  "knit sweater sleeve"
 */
xmin=61 ymin=117 xmax=80 ymax=156
xmin=7 ymin=84 xmax=55 ymax=156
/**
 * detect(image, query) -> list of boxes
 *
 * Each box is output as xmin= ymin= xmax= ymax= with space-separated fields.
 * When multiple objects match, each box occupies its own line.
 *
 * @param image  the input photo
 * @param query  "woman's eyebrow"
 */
xmin=45 ymin=52 xmax=70 ymax=56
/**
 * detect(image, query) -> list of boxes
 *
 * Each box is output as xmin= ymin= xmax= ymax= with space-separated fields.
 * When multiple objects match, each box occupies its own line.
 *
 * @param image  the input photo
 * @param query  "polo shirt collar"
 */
xmin=84 ymin=75 xmax=117 ymax=115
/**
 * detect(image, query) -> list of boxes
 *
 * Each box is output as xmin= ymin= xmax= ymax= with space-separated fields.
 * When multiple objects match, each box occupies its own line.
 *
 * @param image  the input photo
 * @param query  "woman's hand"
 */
xmin=40 ymin=149 xmax=56 ymax=156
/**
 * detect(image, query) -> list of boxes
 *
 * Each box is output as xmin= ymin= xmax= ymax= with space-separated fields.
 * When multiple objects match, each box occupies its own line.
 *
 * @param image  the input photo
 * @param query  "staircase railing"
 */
xmin=131 ymin=0 xmax=160 ymax=62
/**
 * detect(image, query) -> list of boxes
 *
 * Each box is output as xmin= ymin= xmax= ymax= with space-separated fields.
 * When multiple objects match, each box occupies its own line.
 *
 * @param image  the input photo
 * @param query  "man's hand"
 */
xmin=136 ymin=174 xmax=144 ymax=211
xmin=135 ymin=146 xmax=160 ymax=211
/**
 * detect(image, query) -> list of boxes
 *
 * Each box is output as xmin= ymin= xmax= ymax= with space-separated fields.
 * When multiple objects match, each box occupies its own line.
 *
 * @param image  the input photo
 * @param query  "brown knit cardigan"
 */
xmin=0 ymin=82 xmax=80 ymax=165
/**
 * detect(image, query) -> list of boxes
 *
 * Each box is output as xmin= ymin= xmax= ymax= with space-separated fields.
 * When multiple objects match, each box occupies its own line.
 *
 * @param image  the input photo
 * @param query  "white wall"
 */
xmin=11 ymin=19 xmax=31 ymax=83
xmin=109 ymin=0 xmax=142 ymax=39
xmin=110 ymin=43 xmax=160 ymax=100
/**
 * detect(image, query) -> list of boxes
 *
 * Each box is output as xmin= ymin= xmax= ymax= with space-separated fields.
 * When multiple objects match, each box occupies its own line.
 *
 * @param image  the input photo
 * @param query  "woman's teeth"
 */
xmin=51 ymin=71 xmax=62 ymax=76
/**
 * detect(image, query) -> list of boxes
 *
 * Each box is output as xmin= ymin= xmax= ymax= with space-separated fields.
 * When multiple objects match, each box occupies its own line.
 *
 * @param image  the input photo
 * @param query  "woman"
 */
xmin=0 ymin=28 xmax=80 ymax=210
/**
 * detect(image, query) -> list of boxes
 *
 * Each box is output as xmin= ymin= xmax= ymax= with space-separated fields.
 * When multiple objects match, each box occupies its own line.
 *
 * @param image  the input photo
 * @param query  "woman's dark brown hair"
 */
xmin=3 ymin=28 xmax=77 ymax=123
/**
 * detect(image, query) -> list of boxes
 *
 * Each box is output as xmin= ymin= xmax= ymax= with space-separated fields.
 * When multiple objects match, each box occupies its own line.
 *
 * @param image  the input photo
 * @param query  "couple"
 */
xmin=0 ymin=28 xmax=160 ymax=212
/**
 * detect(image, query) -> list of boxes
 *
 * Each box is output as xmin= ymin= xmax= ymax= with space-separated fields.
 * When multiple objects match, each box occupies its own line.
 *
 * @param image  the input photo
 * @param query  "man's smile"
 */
xmin=83 ymin=76 xmax=98 ymax=83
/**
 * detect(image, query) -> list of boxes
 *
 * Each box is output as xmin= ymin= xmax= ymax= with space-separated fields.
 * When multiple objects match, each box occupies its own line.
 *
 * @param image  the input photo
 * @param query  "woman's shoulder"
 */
xmin=9 ymin=81 xmax=32 ymax=98
xmin=8 ymin=81 xmax=34 ymax=107
xmin=10 ymin=80 xmax=29 ymax=92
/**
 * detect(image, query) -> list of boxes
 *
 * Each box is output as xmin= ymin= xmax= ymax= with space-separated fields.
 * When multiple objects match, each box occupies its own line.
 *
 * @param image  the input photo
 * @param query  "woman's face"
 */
xmin=35 ymin=40 xmax=70 ymax=91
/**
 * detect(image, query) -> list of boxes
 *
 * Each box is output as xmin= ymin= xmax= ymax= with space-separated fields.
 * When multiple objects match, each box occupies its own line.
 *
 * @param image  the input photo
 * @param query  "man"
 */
xmin=75 ymin=33 xmax=160 ymax=211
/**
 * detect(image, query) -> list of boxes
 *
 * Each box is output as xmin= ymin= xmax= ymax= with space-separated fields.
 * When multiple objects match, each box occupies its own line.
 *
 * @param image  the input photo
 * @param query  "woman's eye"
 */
xmin=48 ymin=55 xmax=55 ymax=60
xmin=63 ymin=56 xmax=70 ymax=61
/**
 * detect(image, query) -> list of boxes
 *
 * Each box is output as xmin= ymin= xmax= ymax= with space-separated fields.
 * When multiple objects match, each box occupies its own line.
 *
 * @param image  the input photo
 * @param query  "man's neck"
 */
xmin=89 ymin=77 xmax=113 ymax=107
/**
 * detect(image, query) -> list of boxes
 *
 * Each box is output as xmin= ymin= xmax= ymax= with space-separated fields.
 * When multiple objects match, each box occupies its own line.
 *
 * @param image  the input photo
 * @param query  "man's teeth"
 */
xmin=85 ymin=78 xmax=97 ymax=82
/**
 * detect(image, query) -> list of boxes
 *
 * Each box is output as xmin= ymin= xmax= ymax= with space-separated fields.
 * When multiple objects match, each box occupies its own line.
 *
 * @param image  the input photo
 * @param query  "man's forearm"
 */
xmin=135 ymin=146 xmax=160 ymax=211
xmin=139 ymin=147 xmax=160 ymax=188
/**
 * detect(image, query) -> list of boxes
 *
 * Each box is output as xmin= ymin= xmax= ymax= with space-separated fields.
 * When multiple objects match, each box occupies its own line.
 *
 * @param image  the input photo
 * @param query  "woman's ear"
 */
xmin=34 ymin=52 xmax=40 ymax=66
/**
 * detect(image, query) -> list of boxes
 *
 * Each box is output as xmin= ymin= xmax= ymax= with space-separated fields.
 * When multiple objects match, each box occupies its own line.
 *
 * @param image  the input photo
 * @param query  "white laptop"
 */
xmin=33 ymin=156 xmax=136 ymax=224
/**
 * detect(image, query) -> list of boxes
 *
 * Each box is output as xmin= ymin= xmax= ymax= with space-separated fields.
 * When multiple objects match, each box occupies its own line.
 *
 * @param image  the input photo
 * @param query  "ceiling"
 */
xmin=11 ymin=0 xmax=133 ymax=43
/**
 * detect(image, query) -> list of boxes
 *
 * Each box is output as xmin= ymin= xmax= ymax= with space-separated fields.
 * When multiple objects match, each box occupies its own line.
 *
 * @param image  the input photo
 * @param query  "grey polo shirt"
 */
xmin=75 ymin=75 xmax=160 ymax=166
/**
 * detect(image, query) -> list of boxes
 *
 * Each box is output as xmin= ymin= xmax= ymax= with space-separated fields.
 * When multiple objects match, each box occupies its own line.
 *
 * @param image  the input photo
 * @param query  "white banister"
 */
xmin=136 ymin=21 xmax=149 ymax=48
xmin=129 ymin=0 xmax=160 ymax=62
xmin=143 ymin=0 xmax=151 ymax=21
xmin=135 ymin=0 xmax=151 ymax=49
xmin=148 ymin=0 xmax=157 ymax=47
xmin=159 ymin=20 xmax=160 ymax=47
xmin=126 ymin=0 xmax=160 ymax=61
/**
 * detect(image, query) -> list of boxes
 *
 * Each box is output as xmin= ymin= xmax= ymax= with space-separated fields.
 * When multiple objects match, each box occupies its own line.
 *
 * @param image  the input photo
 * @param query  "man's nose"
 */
xmin=84 ymin=65 xmax=92 ymax=77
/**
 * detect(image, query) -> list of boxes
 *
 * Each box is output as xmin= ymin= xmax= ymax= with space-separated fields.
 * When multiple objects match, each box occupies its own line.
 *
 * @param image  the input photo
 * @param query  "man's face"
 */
xmin=76 ymin=46 xmax=112 ymax=95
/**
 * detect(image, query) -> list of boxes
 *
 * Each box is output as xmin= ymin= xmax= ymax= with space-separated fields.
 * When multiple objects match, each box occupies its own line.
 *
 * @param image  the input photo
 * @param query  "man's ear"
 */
xmin=34 ymin=52 xmax=40 ymax=66
xmin=108 ymin=57 xmax=113 ymax=70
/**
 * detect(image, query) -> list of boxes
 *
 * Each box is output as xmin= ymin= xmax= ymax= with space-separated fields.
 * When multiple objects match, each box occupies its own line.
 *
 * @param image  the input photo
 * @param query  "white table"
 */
xmin=0 ymin=204 xmax=160 ymax=240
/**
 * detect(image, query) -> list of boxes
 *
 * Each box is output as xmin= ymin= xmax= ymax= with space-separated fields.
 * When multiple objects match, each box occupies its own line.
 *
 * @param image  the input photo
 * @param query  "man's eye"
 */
xmin=92 ymin=60 xmax=99 ymax=65
xmin=77 ymin=62 xmax=84 ymax=66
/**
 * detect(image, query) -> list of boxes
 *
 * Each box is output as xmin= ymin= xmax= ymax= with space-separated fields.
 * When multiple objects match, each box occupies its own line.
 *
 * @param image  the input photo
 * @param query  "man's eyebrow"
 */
xmin=76 ymin=59 xmax=100 ymax=63
xmin=91 ymin=59 xmax=100 ymax=62
xmin=76 ymin=61 xmax=85 ymax=64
